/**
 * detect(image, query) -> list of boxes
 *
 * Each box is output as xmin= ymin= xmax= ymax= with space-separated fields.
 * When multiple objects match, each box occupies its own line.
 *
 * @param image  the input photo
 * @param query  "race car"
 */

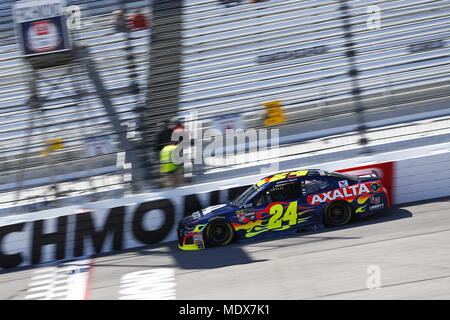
xmin=177 ymin=169 xmax=390 ymax=250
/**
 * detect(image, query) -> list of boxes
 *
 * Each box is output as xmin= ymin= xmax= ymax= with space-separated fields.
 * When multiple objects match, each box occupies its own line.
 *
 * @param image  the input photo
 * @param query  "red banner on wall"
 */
xmin=336 ymin=161 xmax=395 ymax=205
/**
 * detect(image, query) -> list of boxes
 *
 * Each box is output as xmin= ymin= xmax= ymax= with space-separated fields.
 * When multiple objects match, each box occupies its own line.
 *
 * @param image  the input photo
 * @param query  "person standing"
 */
xmin=113 ymin=9 xmax=129 ymax=33
xmin=159 ymin=141 xmax=183 ymax=188
xmin=156 ymin=120 xmax=172 ymax=152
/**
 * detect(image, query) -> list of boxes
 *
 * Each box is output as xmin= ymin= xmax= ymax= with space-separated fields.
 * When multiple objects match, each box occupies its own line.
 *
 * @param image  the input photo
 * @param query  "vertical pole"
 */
xmin=338 ymin=0 xmax=371 ymax=153
xmin=15 ymin=70 xmax=39 ymax=212
xmin=143 ymin=0 xmax=183 ymax=145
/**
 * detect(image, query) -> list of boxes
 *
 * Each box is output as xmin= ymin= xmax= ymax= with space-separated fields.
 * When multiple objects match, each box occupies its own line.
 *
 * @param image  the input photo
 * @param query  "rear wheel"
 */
xmin=324 ymin=201 xmax=352 ymax=227
xmin=205 ymin=220 xmax=234 ymax=247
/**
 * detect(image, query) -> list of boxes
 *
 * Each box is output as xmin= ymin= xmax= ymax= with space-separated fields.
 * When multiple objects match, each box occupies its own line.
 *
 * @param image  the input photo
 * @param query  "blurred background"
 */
xmin=0 ymin=0 xmax=449 ymax=215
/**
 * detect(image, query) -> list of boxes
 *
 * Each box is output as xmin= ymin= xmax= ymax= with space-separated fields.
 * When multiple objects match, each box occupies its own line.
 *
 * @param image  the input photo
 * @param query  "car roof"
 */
xmin=256 ymin=169 xmax=324 ymax=187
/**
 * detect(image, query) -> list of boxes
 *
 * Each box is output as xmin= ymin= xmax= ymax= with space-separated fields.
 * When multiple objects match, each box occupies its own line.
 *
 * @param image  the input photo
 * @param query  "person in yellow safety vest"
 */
xmin=160 ymin=142 xmax=183 ymax=188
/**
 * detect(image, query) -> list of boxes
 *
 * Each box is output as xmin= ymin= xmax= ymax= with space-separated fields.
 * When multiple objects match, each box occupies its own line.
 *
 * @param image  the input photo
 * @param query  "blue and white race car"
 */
xmin=178 ymin=169 xmax=390 ymax=250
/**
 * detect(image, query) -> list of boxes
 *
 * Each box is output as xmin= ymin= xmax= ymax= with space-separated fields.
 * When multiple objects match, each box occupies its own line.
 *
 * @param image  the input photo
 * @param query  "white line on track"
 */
xmin=25 ymin=258 xmax=93 ymax=300
xmin=119 ymin=268 xmax=176 ymax=300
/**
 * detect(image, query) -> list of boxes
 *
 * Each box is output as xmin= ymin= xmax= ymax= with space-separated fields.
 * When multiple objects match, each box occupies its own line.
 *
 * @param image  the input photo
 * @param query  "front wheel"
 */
xmin=323 ymin=201 xmax=352 ymax=227
xmin=205 ymin=220 xmax=235 ymax=247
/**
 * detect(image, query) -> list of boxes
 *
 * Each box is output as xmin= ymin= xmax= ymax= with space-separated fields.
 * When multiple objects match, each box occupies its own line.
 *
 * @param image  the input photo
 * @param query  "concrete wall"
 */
xmin=0 ymin=146 xmax=449 ymax=270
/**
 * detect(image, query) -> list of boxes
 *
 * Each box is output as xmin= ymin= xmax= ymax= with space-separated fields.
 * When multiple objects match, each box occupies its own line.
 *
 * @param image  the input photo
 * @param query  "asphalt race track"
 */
xmin=1 ymin=197 xmax=449 ymax=300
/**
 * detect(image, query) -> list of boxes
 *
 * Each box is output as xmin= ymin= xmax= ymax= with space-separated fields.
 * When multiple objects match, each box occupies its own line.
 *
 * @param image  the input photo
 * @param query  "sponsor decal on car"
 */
xmin=370 ymin=182 xmax=381 ymax=192
xmin=236 ymin=209 xmax=246 ymax=222
xmin=338 ymin=180 xmax=349 ymax=188
xmin=371 ymin=195 xmax=381 ymax=204
xmin=193 ymin=234 xmax=203 ymax=245
xmin=307 ymin=183 xmax=374 ymax=205
xmin=369 ymin=204 xmax=384 ymax=210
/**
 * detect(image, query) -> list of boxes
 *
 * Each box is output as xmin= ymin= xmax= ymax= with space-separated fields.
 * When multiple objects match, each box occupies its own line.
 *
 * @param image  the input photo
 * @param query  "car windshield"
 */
xmin=231 ymin=184 xmax=262 ymax=207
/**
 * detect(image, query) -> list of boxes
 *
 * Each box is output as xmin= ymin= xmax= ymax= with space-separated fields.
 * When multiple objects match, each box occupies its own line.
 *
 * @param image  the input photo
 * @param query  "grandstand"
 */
xmin=0 ymin=0 xmax=449 ymax=214
xmin=181 ymin=0 xmax=449 ymax=129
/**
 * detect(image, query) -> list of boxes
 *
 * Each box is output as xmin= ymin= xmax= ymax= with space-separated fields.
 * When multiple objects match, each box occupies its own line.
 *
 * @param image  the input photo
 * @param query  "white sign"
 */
xmin=212 ymin=114 xmax=246 ymax=135
xmin=26 ymin=20 xmax=61 ymax=52
xmin=85 ymin=135 xmax=115 ymax=157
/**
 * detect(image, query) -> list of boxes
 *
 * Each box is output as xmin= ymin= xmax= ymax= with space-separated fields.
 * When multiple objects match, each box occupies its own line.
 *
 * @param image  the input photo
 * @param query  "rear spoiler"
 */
xmin=371 ymin=170 xmax=380 ymax=179
xmin=357 ymin=170 xmax=380 ymax=182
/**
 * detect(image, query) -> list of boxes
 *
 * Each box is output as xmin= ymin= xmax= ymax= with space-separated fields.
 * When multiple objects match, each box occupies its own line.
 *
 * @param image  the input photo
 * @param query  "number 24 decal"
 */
xmin=268 ymin=201 xmax=298 ymax=229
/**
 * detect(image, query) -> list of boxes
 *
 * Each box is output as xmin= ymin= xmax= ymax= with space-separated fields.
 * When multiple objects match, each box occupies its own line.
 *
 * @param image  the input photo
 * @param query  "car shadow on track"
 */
xmin=326 ymin=206 xmax=412 ymax=231
xmin=287 ymin=206 xmax=412 ymax=241
xmin=167 ymin=241 xmax=268 ymax=270
xmin=167 ymin=206 xmax=413 ymax=270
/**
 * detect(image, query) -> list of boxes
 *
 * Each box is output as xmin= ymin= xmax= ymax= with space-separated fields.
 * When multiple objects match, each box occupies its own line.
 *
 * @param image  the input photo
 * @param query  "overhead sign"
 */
xmin=13 ymin=0 xmax=71 ymax=57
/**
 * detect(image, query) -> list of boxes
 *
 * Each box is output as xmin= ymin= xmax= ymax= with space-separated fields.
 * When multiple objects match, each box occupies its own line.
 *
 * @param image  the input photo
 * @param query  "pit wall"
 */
xmin=0 ymin=146 xmax=449 ymax=270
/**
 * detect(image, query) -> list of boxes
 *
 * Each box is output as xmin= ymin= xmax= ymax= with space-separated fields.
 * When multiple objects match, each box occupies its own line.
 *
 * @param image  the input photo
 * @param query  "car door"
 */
xmin=298 ymin=177 xmax=334 ymax=225
xmin=260 ymin=180 xmax=304 ymax=232
xmin=235 ymin=180 xmax=309 ymax=238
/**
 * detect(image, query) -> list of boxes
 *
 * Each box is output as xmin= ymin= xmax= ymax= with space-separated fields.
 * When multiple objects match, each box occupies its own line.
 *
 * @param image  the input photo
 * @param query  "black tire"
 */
xmin=205 ymin=220 xmax=235 ymax=247
xmin=323 ymin=201 xmax=353 ymax=227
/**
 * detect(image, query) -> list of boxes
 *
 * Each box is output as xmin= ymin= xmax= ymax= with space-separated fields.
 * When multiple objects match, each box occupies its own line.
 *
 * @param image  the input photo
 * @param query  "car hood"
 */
xmin=181 ymin=204 xmax=236 ymax=225
xmin=199 ymin=203 xmax=233 ymax=216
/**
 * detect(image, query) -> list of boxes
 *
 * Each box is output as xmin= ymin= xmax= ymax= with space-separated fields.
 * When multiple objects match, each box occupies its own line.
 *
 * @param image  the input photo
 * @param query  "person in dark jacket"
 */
xmin=156 ymin=120 xmax=172 ymax=152
xmin=113 ymin=9 xmax=129 ymax=33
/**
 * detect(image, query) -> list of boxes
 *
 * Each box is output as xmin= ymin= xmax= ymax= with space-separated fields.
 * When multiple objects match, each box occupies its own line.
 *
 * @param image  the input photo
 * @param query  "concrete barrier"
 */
xmin=393 ymin=150 xmax=450 ymax=204
xmin=0 ymin=144 xmax=449 ymax=270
